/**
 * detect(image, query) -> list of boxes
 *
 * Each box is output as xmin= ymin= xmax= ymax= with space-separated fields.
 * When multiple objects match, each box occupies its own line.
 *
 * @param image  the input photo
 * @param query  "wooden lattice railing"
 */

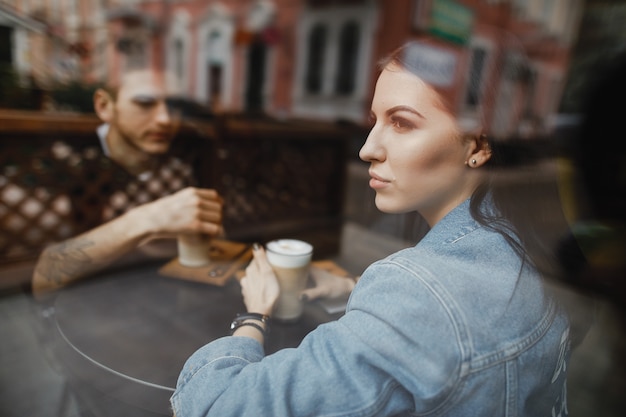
xmin=215 ymin=115 xmax=348 ymax=251
xmin=1 ymin=112 xmax=102 ymax=263
xmin=0 ymin=111 xmax=349 ymax=285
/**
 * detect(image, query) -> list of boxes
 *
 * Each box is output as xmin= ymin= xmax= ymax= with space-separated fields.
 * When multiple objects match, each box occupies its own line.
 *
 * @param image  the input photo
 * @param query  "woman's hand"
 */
xmin=299 ymin=268 xmax=356 ymax=301
xmin=240 ymin=245 xmax=280 ymax=316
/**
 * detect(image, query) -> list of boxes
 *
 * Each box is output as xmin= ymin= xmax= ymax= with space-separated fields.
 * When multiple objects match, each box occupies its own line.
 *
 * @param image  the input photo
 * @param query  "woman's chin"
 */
xmin=374 ymin=197 xmax=405 ymax=214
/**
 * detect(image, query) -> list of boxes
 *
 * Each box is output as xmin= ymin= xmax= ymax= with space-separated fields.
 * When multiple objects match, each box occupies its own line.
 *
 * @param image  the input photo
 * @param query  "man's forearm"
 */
xmin=31 ymin=210 xmax=150 ymax=296
xmin=32 ymin=236 xmax=99 ymax=294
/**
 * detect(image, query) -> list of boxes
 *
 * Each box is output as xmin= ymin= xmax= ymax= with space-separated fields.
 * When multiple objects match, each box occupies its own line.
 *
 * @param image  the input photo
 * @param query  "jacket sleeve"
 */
xmin=170 ymin=259 xmax=464 ymax=417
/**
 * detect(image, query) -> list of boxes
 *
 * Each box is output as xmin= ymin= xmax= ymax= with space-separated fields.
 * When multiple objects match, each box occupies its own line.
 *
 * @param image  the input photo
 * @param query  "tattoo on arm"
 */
xmin=39 ymin=238 xmax=96 ymax=286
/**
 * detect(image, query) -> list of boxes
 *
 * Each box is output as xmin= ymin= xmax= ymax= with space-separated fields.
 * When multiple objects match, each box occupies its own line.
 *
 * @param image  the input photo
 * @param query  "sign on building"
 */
xmin=429 ymin=0 xmax=474 ymax=45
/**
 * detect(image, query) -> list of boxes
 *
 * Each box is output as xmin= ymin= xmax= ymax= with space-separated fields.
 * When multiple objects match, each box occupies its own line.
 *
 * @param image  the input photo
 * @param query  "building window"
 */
xmin=245 ymin=38 xmax=267 ymax=112
xmin=209 ymin=65 xmax=223 ymax=104
xmin=412 ymin=0 xmax=432 ymax=30
xmin=0 ymin=26 xmax=12 ymax=65
xmin=207 ymin=30 xmax=224 ymax=107
xmin=174 ymin=39 xmax=184 ymax=84
xmin=167 ymin=10 xmax=191 ymax=94
xmin=293 ymin=1 xmax=377 ymax=122
xmin=196 ymin=5 xmax=234 ymax=107
xmin=305 ymin=23 xmax=328 ymax=95
xmin=335 ymin=21 xmax=360 ymax=95
xmin=464 ymin=46 xmax=487 ymax=109
xmin=207 ymin=30 xmax=225 ymax=64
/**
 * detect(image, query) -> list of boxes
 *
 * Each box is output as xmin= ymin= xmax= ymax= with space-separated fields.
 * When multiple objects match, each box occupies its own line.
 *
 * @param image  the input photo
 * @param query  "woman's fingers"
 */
xmin=299 ymin=267 xmax=354 ymax=301
xmin=300 ymin=285 xmax=329 ymax=301
xmin=253 ymin=246 xmax=274 ymax=275
xmin=240 ymin=244 xmax=280 ymax=315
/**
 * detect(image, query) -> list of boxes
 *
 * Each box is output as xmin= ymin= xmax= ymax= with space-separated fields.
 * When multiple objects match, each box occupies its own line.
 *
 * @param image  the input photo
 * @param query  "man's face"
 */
xmin=109 ymin=70 xmax=181 ymax=155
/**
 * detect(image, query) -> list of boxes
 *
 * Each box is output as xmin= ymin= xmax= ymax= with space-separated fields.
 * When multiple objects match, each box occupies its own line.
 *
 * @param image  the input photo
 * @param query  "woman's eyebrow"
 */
xmin=386 ymin=105 xmax=425 ymax=119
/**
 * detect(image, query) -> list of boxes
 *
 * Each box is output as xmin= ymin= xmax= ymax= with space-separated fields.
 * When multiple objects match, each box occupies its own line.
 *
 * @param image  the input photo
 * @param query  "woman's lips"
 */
xmin=369 ymin=171 xmax=390 ymax=189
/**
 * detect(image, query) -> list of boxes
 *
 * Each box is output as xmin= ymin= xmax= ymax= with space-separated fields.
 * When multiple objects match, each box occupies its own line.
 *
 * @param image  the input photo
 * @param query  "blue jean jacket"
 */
xmin=171 ymin=199 xmax=571 ymax=416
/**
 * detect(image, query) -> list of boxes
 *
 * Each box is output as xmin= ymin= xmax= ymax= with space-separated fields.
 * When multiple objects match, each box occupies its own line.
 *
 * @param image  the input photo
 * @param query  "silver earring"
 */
xmin=471 ymin=159 xmax=477 ymax=165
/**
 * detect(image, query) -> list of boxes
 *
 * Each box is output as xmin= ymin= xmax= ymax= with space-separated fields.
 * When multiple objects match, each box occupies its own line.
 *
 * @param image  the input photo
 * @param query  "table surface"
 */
xmin=42 ymin=259 xmax=344 ymax=416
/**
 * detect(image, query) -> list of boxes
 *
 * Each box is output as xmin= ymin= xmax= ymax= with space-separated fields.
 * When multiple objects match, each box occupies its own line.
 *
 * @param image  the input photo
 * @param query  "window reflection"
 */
xmin=335 ymin=21 xmax=360 ymax=96
xmin=305 ymin=23 xmax=327 ymax=95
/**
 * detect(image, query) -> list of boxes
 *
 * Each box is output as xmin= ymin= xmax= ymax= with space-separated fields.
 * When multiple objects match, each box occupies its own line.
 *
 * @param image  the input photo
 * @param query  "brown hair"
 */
xmin=100 ymin=64 xmax=168 ymax=101
xmin=377 ymin=44 xmax=455 ymax=114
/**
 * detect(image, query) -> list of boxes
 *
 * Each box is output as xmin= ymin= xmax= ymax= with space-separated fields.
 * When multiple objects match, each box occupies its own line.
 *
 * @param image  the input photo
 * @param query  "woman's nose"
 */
xmin=359 ymin=126 xmax=384 ymax=162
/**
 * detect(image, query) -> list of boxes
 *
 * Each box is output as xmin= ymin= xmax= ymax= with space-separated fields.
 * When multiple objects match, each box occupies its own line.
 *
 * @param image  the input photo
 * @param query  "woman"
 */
xmin=171 ymin=44 xmax=571 ymax=417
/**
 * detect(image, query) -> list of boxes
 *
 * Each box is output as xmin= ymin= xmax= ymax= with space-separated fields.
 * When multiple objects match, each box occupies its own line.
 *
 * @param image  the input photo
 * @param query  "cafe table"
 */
xmin=35 ymin=254 xmax=347 ymax=417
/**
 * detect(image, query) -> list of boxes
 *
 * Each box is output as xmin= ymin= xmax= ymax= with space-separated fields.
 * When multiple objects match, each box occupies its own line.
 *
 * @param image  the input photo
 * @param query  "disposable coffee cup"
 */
xmin=266 ymin=239 xmax=313 ymax=322
xmin=177 ymin=233 xmax=212 ymax=267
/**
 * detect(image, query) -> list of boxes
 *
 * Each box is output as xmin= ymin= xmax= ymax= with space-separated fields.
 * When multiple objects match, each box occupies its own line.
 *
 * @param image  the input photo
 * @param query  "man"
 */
xmin=31 ymin=68 xmax=223 ymax=295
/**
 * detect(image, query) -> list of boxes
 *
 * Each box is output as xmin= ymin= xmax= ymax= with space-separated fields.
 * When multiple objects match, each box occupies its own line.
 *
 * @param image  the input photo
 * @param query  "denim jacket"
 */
xmin=171 ymin=199 xmax=571 ymax=417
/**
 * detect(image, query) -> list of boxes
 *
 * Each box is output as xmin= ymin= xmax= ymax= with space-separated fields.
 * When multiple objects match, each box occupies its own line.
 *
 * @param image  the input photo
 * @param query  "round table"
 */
xmin=43 ymin=261 xmax=341 ymax=416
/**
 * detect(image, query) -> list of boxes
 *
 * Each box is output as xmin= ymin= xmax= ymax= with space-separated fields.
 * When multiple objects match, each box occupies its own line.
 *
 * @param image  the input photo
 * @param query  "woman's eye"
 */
xmin=390 ymin=117 xmax=414 ymax=130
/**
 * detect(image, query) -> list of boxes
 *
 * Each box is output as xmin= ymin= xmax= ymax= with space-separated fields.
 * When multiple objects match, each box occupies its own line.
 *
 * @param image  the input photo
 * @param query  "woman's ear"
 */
xmin=465 ymin=133 xmax=492 ymax=167
xmin=93 ymin=89 xmax=114 ymax=123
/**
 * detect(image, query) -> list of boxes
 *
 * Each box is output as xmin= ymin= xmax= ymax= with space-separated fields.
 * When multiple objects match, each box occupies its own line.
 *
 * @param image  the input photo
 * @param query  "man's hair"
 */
xmin=101 ymin=65 xmax=167 ymax=100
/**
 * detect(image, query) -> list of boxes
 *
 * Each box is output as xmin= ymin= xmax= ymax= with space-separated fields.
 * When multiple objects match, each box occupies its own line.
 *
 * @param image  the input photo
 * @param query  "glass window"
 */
xmin=245 ymin=40 xmax=266 ymax=112
xmin=465 ymin=47 xmax=487 ymax=108
xmin=305 ymin=23 xmax=328 ymax=94
xmin=412 ymin=0 xmax=432 ymax=30
xmin=208 ymin=30 xmax=226 ymax=65
xmin=335 ymin=21 xmax=360 ymax=95
xmin=174 ymin=39 xmax=184 ymax=82
xmin=523 ymin=67 xmax=538 ymax=117
xmin=0 ymin=26 xmax=12 ymax=64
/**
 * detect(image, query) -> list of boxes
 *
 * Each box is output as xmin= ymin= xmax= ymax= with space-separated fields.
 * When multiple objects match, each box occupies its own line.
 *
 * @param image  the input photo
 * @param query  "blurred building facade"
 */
xmin=0 ymin=0 xmax=583 ymax=139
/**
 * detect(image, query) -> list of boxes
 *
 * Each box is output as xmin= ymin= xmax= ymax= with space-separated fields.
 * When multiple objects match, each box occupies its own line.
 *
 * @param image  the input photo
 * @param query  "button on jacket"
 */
xmin=171 ymin=199 xmax=571 ymax=417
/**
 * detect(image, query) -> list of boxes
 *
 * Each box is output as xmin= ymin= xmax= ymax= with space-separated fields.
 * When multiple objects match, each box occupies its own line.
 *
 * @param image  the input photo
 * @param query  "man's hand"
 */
xmin=137 ymin=187 xmax=224 ymax=238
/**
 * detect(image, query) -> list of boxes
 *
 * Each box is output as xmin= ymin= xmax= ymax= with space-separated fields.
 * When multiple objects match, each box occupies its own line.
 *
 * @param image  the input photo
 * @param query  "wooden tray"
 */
xmin=158 ymin=239 xmax=252 ymax=286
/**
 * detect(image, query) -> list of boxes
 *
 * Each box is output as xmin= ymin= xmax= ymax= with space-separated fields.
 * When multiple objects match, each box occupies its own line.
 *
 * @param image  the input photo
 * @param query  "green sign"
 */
xmin=429 ymin=0 xmax=474 ymax=45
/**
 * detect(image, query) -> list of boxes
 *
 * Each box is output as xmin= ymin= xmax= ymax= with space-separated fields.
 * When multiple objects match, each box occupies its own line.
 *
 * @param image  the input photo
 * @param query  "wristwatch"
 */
xmin=229 ymin=313 xmax=271 ymax=336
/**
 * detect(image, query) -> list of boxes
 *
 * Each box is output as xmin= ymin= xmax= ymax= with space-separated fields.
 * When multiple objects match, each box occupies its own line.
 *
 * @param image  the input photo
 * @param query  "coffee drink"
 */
xmin=177 ymin=233 xmax=212 ymax=267
xmin=266 ymin=239 xmax=313 ymax=322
